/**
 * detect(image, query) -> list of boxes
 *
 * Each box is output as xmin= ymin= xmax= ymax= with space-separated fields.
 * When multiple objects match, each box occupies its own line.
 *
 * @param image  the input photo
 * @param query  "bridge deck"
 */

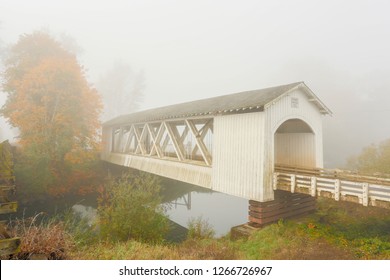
xmin=274 ymin=165 xmax=390 ymax=209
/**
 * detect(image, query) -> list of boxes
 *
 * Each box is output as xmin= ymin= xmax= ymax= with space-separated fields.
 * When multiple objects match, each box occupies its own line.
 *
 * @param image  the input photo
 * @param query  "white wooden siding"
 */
xmin=275 ymin=133 xmax=315 ymax=167
xmin=106 ymin=153 xmax=212 ymax=188
xmin=212 ymin=112 xmax=267 ymax=201
xmin=101 ymin=85 xmax=327 ymax=204
xmin=263 ymin=87 xmax=325 ymax=201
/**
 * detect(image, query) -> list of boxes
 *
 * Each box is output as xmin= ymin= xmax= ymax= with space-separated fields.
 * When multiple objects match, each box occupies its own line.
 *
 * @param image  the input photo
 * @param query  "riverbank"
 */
xmin=3 ymin=195 xmax=390 ymax=260
xmin=68 ymin=198 xmax=390 ymax=260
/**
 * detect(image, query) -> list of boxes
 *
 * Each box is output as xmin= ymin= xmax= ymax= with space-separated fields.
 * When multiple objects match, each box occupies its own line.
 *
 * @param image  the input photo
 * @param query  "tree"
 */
xmin=347 ymin=139 xmax=390 ymax=175
xmin=0 ymin=31 xmax=102 ymax=195
xmin=96 ymin=61 xmax=145 ymax=121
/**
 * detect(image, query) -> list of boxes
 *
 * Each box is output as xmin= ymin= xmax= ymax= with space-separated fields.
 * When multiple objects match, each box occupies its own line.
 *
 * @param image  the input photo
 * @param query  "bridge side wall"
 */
xmin=104 ymin=152 xmax=212 ymax=188
xmin=212 ymin=112 xmax=271 ymax=201
xmin=263 ymin=87 xmax=324 ymax=199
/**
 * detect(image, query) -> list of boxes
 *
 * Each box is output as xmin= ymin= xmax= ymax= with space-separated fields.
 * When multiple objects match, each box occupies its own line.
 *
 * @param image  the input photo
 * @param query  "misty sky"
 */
xmin=1 ymin=0 xmax=390 ymax=167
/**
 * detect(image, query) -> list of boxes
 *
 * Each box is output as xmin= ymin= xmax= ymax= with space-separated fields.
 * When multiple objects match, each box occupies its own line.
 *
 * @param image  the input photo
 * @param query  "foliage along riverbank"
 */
xmin=69 ymin=198 xmax=390 ymax=260
xmin=4 ymin=196 xmax=390 ymax=260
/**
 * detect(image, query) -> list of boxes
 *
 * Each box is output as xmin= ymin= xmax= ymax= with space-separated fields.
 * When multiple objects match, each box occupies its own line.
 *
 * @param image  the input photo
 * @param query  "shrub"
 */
xmin=62 ymin=208 xmax=99 ymax=247
xmin=187 ymin=216 xmax=215 ymax=240
xmin=98 ymin=172 xmax=169 ymax=243
xmin=6 ymin=213 xmax=74 ymax=259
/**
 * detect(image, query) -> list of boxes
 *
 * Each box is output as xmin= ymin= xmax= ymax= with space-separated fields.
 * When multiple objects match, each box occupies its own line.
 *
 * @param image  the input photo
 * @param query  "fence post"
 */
xmin=362 ymin=183 xmax=369 ymax=206
xmin=310 ymin=177 xmax=317 ymax=197
xmin=290 ymin=174 xmax=296 ymax=193
xmin=273 ymin=173 xmax=279 ymax=191
xmin=334 ymin=179 xmax=340 ymax=201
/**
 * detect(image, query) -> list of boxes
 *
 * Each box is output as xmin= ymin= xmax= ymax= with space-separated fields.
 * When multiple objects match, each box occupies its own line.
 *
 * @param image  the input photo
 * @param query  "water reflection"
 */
xmin=12 ymin=175 xmax=249 ymax=239
xmin=162 ymin=180 xmax=249 ymax=237
xmin=71 ymin=204 xmax=98 ymax=226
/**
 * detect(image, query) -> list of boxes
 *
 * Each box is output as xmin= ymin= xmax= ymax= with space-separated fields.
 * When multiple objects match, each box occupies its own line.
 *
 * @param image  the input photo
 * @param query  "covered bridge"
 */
xmin=102 ymin=81 xmax=331 ymax=204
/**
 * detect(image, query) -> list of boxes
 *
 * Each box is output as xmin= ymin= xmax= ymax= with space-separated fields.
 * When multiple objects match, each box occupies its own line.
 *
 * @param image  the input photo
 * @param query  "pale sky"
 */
xmin=1 ymin=0 xmax=390 ymax=167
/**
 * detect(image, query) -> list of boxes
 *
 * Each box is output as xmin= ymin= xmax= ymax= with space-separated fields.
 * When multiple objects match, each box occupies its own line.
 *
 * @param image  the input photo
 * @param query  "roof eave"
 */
xmin=299 ymin=83 xmax=333 ymax=116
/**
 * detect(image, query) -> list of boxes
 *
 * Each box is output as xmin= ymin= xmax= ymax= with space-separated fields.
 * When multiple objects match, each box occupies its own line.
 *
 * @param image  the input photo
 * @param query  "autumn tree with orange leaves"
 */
xmin=1 ymin=31 xmax=102 ymax=196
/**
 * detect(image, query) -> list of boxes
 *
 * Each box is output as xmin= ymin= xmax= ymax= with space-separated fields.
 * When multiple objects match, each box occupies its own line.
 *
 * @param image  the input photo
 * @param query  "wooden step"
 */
xmin=230 ymin=223 xmax=260 ymax=240
xmin=0 ymin=202 xmax=18 ymax=214
xmin=0 ymin=237 xmax=21 ymax=256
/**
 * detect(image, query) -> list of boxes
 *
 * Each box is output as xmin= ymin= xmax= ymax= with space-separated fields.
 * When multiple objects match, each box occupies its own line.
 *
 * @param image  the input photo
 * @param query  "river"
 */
xmin=10 ymin=176 xmax=249 ymax=240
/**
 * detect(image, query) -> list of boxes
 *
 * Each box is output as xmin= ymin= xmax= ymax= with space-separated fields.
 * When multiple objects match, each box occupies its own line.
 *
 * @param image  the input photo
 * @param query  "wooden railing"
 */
xmin=274 ymin=164 xmax=390 ymax=209
xmin=0 ymin=140 xmax=21 ymax=256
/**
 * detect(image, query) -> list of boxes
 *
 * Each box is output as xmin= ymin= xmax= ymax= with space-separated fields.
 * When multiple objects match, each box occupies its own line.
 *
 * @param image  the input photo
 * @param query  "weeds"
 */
xmin=61 ymin=208 xmax=98 ymax=247
xmin=187 ymin=216 xmax=215 ymax=240
xmin=6 ymin=213 xmax=74 ymax=259
xmin=5 ymin=188 xmax=390 ymax=260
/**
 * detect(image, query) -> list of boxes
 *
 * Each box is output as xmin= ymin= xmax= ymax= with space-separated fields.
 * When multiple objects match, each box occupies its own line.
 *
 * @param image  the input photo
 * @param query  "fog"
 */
xmin=1 ymin=0 xmax=390 ymax=167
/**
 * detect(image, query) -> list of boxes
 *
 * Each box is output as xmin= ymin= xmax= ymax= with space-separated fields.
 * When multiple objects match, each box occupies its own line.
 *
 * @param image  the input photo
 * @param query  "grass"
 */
xmin=69 ymin=238 xmax=241 ymax=260
xmin=3 ymin=197 xmax=390 ymax=260
xmin=238 ymin=219 xmax=354 ymax=259
xmin=69 ymin=198 xmax=390 ymax=260
xmin=4 ymin=213 xmax=75 ymax=260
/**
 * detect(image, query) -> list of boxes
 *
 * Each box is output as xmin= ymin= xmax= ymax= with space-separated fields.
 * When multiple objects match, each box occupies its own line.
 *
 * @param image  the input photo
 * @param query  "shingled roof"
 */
xmin=103 ymin=81 xmax=331 ymax=126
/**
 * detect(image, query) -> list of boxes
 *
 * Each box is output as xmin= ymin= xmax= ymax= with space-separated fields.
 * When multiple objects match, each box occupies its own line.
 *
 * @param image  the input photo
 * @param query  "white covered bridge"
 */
xmin=102 ymin=82 xmax=390 ymax=225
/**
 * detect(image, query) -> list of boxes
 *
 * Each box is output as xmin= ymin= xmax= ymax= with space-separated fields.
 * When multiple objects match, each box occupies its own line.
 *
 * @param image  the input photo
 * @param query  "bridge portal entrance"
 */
xmin=274 ymin=118 xmax=315 ymax=168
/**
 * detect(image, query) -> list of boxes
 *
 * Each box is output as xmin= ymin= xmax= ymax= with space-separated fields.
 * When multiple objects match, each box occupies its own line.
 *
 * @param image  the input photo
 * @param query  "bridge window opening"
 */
xmin=120 ymin=126 xmax=131 ymax=153
xmin=182 ymin=125 xmax=194 ymax=160
xmin=149 ymin=123 xmax=160 ymax=135
xmin=133 ymin=124 xmax=144 ymax=155
xmin=110 ymin=118 xmax=213 ymax=166
xmin=159 ymin=128 xmax=177 ymax=159
xmin=204 ymin=127 xmax=213 ymax=157
xmin=274 ymin=119 xmax=316 ymax=168
xmin=144 ymin=130 xmax=151 ymax=155
xmin=112 ymin=127 xmax=121 ymax=153
xmin=126 ymin=132 xmax=137 ymax=154
xmin=184 ymin=119 xmax=213 ymax=163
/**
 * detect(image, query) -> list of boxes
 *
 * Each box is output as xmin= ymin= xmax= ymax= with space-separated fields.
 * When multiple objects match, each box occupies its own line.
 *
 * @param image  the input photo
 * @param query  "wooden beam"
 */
xmin=0 ymin=202 xmax=17 ymax=214
xmin=161 ymin=133 xmax=170 ymax=156
xmin=0 ymin=237 xmax=21 ymax=256
xmin=163 ymin=122 xmax=185 ymax=161
xmin=134 ymin=125 xmax=146 ymax=155
xmin=148 ymin=123 xmax=164 ymax=158
xmin=192 ymin=120 xmax=213 ymax=156
xmin=185 ymin=119 xmax=212 ymax=166
xmin=180 ymin=126 xmax=189 ymax=143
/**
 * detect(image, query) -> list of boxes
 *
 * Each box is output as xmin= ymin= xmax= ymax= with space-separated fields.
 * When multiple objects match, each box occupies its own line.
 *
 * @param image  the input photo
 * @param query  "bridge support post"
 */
xmin=362 ymin=183 xmax=369 ymax=206
xmin=290 ymin=174 xmax=296 ymax=193
xmin=248 ymin=190 xmax=316 ymax=226
xmin=310 ymin=177 xmax=317 ymax=197
xmin=334 ymin=179 xmax=340 ymax=201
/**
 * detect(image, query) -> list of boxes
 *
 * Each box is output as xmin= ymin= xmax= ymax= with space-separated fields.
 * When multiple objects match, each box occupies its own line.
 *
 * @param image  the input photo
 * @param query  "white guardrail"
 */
xmin=273 ymin=166 xmax=390 ymax=208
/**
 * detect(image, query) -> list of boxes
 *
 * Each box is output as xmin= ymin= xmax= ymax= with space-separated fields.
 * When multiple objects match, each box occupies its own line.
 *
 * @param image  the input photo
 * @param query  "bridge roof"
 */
xmin=104 ymin=81 xmax=331 ymax=126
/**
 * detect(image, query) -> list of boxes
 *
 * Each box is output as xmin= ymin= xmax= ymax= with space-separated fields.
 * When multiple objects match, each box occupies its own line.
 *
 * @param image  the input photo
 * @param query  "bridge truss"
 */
xmin=111 ymin=117 xmax=213 ymax=166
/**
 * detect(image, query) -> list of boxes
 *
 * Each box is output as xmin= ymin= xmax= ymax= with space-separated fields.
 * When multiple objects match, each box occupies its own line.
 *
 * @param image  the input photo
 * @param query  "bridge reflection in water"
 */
xmin=161 ymin=178 xmax=248 ymax=238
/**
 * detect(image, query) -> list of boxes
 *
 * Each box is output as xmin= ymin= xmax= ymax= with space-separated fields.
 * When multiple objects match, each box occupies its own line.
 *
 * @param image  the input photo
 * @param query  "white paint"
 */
xmin=102 ymin=84 xmax=327 ymax=203
xmin=275 ymin=133 xmax=315 ymax=167
xmin=263 ymin=87 xmax=325 ymax=201
xmin=212 ymin=112 xmax=266 ymax=201
xmin=106 ymin=153 xmax=212 ymax=188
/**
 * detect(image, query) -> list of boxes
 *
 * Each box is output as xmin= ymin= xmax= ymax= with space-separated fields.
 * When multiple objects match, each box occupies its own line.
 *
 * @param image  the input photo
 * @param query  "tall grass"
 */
xmin=4 ymin=193 xmax=389 ymax=260
xmin=187 ymin=216 xmax=215 ymax=240
xmin=6 ymin=213 xmax=74 ymax=259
